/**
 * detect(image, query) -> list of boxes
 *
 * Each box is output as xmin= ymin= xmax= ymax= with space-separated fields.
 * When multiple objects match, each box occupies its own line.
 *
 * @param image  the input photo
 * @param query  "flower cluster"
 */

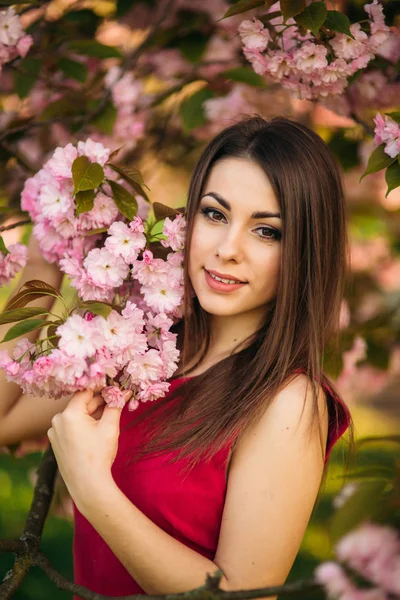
xmin=0 ymin=8 xmax=33 ymax=73
xmin=315 ymin=522 xmax=400 ymax=599
xmin=21 ymin=138 xmax=115 ymax=265
xmin=374 ymin=113 xmax=400 ymax=159
xmin=0 ymin=243 xmax=27 ymax=286
xmin=1 ymin=139 xmax=186 ymax=407
xmin=0 ymin=302 xmax=180 ymax=408
xmin=238 ymin=0 xmax=393 ymax=101
xmin=96 ymin=66 xmax=147 ymax=156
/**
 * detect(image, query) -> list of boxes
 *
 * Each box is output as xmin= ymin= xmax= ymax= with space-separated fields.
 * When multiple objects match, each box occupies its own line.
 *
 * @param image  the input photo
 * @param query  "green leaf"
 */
xmin=152 ymin=202 xmax=185 ymax=221
xmin=40 ymin=98 xmax=82 ymax=120
xmin=0 ymin=307 xmax=48 ymax=325
xmin=330 ymin=480 xmax=388 ymax=543
xmin=360 ymin=144 xmax=397 ymax=181
xmin=47 ymin=324 xmax=60 ymax=348
xmin=108 ymin=164 xmax=150 ymax=202
xmin=180 ymin=87 xmax=214 ymax=131
xmin=68 ymin=40 xmax=122 ymax=58
xmin=385 ymin=111 xmax=400 ymax=125
xmin=0 ymin=235 xmax=9 ymax=256
xmin=83 ymin=227 xmax=109 ymax=236
xmin=2 ymin=319 xmax=48 ymax=343
xmin=219 ymin=67 xmax=267 ymax=87
xmin=58 ymin=57 xmax=88 ymax=83
xmin=294 ymin=1 xmax=327 ymax=37
xmin=280 ymin=0 xmax=305 ymax=21
xmin=5 ymin=281 xmax=62 ymax=311
xmin=81 ymin=302 xmax=113 ymax=318
xmin=75 ymin=189 xmax=96 ymax=215
xmin=259 ymin=11 xmax=283 ymax=24
xmin=108 ymin=164 xmax=145 ymax=187
xmin=333 ymin=465 xmax=396 ymax=481
xmin=108 ymin=180 xmax=138 ymax=221
xmin=219 ymin=0 xmax=265 ymax=20
xmin=324 ymin=10 xmax=354 ymax=38
xmin=90 ymin=101 xmax=117 ymax=135
xmin=13 ymin=57 xmax=41 ymax=99
xmin=356 ymin=435 xmax=400 ymax=448
xmin=24 ymin=280 xmax=62 ymax=297
xmin=72 ymin=156 xmax=104 ymax=194
xmin=108 ymin=146 xmax=125 ymax=162
xmin=385 ymin=160 xmax=400 ymax=197
xmin=178 ymin=32 xmax=208 ymax=63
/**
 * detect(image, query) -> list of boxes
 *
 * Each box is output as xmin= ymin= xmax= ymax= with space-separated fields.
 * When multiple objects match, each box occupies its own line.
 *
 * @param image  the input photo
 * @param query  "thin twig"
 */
xmin=0 ymin=220 xmax=31 ymax=233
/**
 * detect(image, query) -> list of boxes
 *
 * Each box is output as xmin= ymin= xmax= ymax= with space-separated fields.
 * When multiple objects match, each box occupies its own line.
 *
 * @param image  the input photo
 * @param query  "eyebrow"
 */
xmin=200 ymin=192 xmax=281 ymax=220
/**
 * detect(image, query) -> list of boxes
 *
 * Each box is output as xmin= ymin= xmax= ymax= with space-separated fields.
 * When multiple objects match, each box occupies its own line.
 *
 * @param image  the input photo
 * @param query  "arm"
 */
xmin=47 ymin=375 xmax=329 ymax=596
xmin=0 ymin=232 xmax=66 ymax=442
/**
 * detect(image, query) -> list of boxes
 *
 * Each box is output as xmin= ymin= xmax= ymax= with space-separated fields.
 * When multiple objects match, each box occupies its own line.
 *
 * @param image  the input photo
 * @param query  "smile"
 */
xmin=209 ymin=272 xmax=245 ymax=284
xmin=204 ymin=269 xmax=248 ymax=293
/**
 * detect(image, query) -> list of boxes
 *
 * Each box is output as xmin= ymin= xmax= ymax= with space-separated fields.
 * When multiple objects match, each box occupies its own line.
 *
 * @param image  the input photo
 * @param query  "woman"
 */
xmin=0 ymin=115 xmax=353 ymax=599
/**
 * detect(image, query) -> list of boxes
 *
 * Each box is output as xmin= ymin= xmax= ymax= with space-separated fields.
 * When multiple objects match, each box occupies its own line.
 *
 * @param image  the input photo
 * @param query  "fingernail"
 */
xmin=123 ymin=390 xmax=133 ymax=400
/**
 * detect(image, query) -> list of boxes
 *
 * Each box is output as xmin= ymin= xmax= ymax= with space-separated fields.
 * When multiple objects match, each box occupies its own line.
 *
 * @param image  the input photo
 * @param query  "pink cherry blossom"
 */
xmin=0 ymin=242 xmax=27 ymax=285
xmin=83 ymin=247 xmax=130 ymax=288
xmin=16 ymin=34 xmax=33 ymax=58
xmin=293 ymin=42 xmax=328 ymax=74
xmin=136 ymin=380 xmax=171 ymax=404
xmin=0 ymin=8 xmax=24 ymax=46
xmin=45 ymin=144 xmax=78 ymax=179
xmin=131 ymin=249 xmax=169 ymax=286
xmin=335 ymin=522 xmax=400 ymax=595
xmin=314 ymin=561 xmax=355 ymax=598
xmin=105 ymin=220 xmax=146 ymax=263
xmin=101 ymin=386 xmax=127 ymax=409
xmin=373 ymin=113 xmax=400 ymax=158
xmin=364 ymin=0 xmax=387 ymax=35
xmin=126 ymin=349 xmax=165 ymax=384
xmin=38 ymin=180 xmax=74 ymax=219
xmin=238 ymin=18 xmax=270 ymax=52
xmin=141 ymin=281 xmax=183 ymax=314
xmin=161 ymin=214 xmax=186 ymax=251
xmin=330 ymin=23 xmax=370 ymax=61
xmin=77 ymin=139 xmax=110 ymax=166
xmin=56 ymin=314 xmax=99 ymax=359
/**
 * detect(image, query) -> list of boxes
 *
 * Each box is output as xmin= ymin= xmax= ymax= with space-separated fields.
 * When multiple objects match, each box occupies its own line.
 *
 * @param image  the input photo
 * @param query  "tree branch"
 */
xmin=0 ymin=220 xmax=31 ymax=233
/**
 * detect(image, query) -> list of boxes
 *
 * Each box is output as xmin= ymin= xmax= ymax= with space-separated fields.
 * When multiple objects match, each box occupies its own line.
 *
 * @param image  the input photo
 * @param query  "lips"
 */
xmin=206 ymin=269 xmax=247 ymax=284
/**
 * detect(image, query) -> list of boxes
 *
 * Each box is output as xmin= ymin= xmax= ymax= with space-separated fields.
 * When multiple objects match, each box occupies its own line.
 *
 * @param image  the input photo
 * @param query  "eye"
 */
xmin=200 ymin=207 xmax=226 ymax=222
xmin=255 ymin=226 xmax=282 ymax=242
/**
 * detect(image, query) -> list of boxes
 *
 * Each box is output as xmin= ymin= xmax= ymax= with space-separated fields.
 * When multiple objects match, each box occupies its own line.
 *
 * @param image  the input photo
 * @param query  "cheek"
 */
xmin=255 ymin=248 xmax=281 ymax=294
xmin=188 ymin=221 xmax=214 ymax=267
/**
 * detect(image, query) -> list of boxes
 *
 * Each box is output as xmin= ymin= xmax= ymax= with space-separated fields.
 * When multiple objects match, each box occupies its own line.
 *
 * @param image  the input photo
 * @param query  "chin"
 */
xmin=194 ymin=294 xmax=246 ymax=316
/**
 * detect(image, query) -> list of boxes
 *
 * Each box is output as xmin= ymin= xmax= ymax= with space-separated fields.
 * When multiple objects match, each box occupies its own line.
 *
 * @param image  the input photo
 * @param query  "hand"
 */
xmin=47 ymin=388 xmax=132 ymax=507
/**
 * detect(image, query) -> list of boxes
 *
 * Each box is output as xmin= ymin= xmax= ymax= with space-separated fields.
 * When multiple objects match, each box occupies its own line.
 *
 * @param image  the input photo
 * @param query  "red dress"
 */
xmin=73 ymin=374 xmax=351 ymax=597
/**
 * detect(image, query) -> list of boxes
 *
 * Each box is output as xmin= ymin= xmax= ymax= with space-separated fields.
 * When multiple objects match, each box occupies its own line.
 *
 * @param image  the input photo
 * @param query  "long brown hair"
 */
xmin=124 ymin=115 xmax=355 ymax=485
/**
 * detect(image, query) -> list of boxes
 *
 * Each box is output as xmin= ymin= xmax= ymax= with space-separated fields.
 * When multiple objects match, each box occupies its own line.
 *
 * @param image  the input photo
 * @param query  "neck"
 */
xmin=207 ymin=308 xmax=265 ymax=358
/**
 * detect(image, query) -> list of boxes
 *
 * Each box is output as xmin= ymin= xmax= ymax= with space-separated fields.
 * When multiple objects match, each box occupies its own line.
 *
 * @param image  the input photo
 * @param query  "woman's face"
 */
xmin=188 ymin=157 xmax=282 ymax=321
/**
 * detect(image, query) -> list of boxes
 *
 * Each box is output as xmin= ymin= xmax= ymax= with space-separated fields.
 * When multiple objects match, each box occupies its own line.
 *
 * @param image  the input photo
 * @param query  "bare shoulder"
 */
xmin=215 ymin=373 xmax=329 ymax=595
xmin=233 ymin=372 xmax=329 ymax=465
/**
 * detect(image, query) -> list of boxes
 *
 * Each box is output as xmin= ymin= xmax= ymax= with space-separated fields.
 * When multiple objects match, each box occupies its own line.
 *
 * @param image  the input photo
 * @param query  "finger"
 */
xmin=91 ymin=406 xmax=105 ymax=421
xmin=99 ymin=404 xmax=123 ymax=432
xmin=87 ymin=394 xmax=106 ymax=416
xmin=66 ymin=389 xmax=94 ymax=412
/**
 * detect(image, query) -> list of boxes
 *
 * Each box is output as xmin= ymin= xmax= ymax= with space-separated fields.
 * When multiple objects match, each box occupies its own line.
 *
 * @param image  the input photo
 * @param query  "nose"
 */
xmin=215 ymin=225 xmax=244 ymax=263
